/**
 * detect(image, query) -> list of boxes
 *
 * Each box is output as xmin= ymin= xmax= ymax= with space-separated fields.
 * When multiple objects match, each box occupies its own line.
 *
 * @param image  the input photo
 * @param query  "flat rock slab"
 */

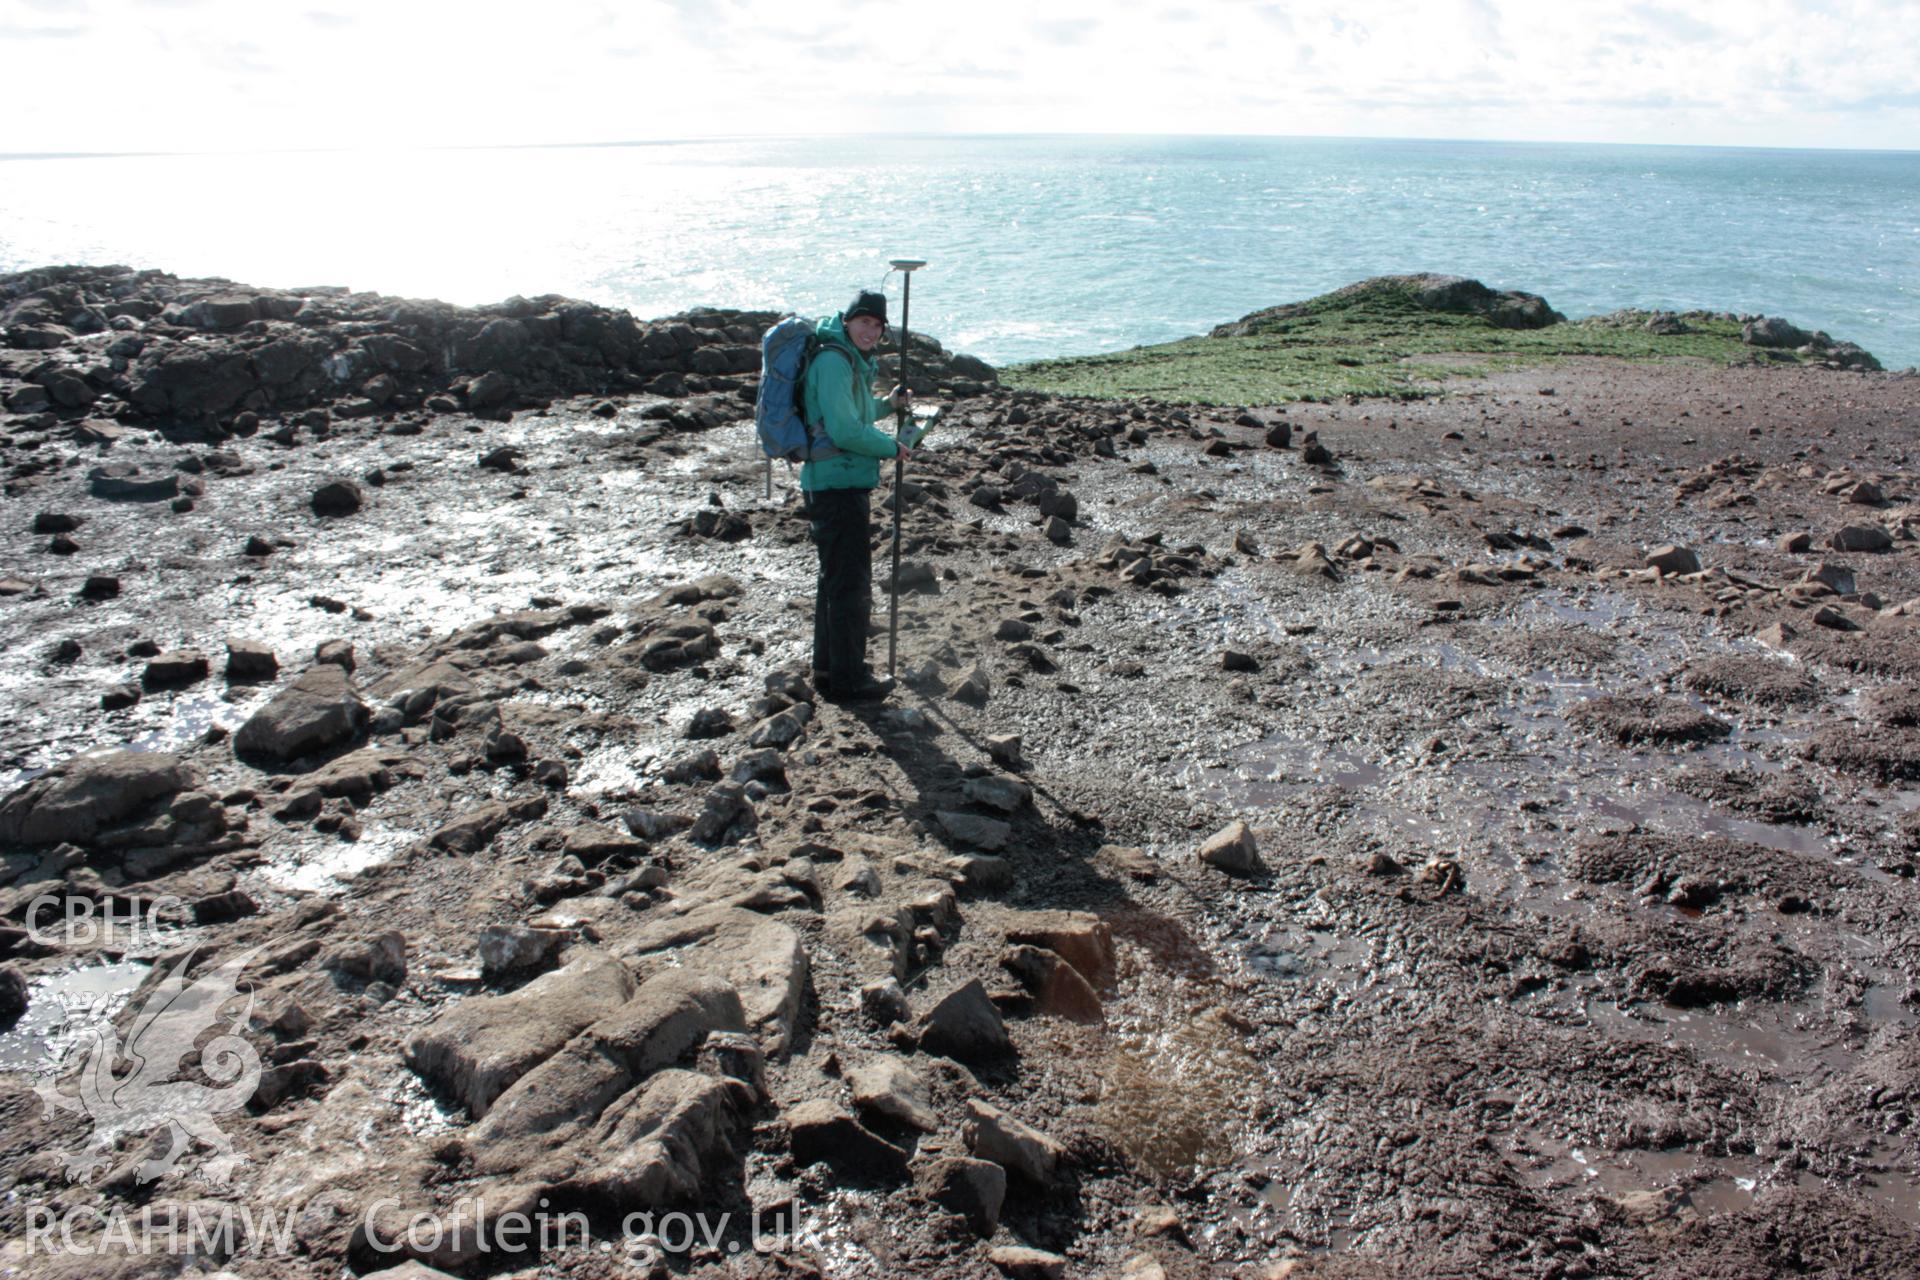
xmin=404 ymin=950 xmax=635 ymax=1117
xmin=965 ymin=1098 xmax=1066 ymax=1186
xmin=620 ymin=906 xmax=810 ymax=1057
xmin=88 ymin=464 xmax=179 ymax=502
xmin=0 ymin=749 xmax=195 ymax=847
xmin=463 ymin=970 xmax=745 ymax=1177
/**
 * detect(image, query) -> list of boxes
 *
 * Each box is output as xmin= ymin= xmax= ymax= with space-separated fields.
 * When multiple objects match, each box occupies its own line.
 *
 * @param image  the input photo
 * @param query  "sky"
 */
xmin=2 ymin=0 xmax=1916 ymax=154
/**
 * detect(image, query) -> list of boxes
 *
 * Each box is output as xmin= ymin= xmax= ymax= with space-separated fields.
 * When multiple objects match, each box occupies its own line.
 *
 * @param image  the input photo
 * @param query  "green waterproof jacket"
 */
xmin=799 ymin=311 xmax=901 ymax=492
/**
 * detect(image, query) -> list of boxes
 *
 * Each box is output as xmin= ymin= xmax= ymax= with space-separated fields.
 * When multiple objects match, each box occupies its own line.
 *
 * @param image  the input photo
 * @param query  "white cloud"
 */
xmin=0 ymin=0 xmax=1913 ymax=152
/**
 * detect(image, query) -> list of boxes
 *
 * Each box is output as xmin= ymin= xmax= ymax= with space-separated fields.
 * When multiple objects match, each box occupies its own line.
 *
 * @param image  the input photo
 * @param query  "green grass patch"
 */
xmin=1002 ymin=285 xmax=1792 ymax=405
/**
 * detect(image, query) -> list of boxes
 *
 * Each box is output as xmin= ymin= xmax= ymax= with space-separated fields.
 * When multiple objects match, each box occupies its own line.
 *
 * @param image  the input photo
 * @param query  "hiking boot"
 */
xmin=810 ymin=669 xmax=831 ymax=695
xmin=823 ymin=675 xmax=895 ymax=703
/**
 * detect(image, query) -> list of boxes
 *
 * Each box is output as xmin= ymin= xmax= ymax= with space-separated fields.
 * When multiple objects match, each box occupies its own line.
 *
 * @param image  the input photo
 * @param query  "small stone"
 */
xmin=142 ymin=650 xmax=209 ymax=688
xmin=786 ymin=1099 xmax=909 ymax=1181
xmin=985 ymin=734 xmax=1025 ymax=771
xmin=101 ymin=683 xmax=141 ymax=711
xmin=79 ymin=574 xmax=120 ymax=600
xmin=1220 ymin=649 xmax=1258 ymax=672
xmin=1645 ymin=544 xmax=1701 ymax=575
xmin=1198 ymin=819 xmax=1263 ymax=875
xmin=848 ymin=1057 xmax=937 ymax=1131
xmin=918 ymin=979 xmax=1011 ymax=1062
xmin=917 ymin=1156 xmax=1005 ymax=1235
xmin=225 ymin=638 xmax=279 ymax=682
xmin=1097 ymin=843 xmax=1158 ymax=880
xmin=311 ymin=478 xmax=364 ymax=516
xmin=860 ymin=978 xmax=911 ymax=1026
xmin=965 ymin=1098 xmax=1065 ymax=1185
xmin=987 ymin=1246 xmax=1067 ymax=1280
xmin=1778 ymin=531 xmax=1812 ymax=553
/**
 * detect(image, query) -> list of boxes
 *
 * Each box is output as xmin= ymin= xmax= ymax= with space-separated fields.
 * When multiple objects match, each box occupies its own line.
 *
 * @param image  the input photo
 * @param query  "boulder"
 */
xmin=0 ymin=965 xmax=27 ymax=1025
xmin=933 ymin=810 xmax=1011 ymax=851
xmin=0 ymin=750 xmax=195 ymax=846
xmin=234 ymin=664 xmax=369 ymax=762
xmin=545 ymin=1068 xmax=751 ymax=1211
xmin=917 ymin=979 xmax=1011 ymax=1063
xmin=318 ymin=931 xmax=407 ymax=985
xmin=962 ymin=774 xmax=1031 ymax=814
xmin=477 ymin=924 xmax=570 ymax=980
xmin=404 ymin=950 xmax=636 ymax=1118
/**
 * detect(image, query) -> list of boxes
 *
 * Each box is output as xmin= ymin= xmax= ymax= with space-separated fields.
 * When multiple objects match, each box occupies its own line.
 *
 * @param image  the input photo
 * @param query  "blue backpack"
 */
xmin=755 ymin=316 xmax=845 ymax=463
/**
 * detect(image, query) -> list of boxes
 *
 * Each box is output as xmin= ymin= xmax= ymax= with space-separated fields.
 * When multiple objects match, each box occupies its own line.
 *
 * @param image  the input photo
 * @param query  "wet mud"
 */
xmin=3 ymin=349 xmax=1920 ymax=1278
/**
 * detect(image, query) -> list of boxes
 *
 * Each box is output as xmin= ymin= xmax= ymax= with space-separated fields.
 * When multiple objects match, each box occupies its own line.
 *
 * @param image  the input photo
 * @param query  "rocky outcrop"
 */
xmin=0 ymin=265 xmax=997 ymax=433
xmin=1212 ymin=273 xmax=1565 ymax=336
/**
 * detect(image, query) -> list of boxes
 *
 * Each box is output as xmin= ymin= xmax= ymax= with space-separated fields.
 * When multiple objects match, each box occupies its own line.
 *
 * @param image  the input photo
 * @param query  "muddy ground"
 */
xmin=2 ymin=342 xmax=1919 ymax=1280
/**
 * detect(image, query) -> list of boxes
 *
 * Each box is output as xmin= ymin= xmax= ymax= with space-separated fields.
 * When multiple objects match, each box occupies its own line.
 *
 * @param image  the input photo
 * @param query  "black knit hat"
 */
xmin=845 ymin=289 xmax=888 ymax=325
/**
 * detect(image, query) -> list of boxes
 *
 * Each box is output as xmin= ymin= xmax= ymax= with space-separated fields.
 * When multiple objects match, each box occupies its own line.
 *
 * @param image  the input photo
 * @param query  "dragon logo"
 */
xmin=35 ymin=946 xmax=264 ymax=1186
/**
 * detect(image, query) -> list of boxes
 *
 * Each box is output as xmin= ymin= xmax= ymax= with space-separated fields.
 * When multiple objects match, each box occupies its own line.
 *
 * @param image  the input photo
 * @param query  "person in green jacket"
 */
xmin=802 ymin=289 xmax=913 ymax=702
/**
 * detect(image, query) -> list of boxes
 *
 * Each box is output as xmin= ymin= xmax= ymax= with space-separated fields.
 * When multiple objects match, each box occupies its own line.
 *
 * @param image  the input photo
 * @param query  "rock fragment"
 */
xmin=1198 ymin=819 xmax=1264 ymax=875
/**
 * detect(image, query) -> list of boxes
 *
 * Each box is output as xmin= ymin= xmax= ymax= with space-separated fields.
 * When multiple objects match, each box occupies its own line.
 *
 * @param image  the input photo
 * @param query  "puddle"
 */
xmin=256 ymin=823 xmax=419 ymax=894
xmin=1187 ymin=732 xmax=1384 ymax=807
xmin=1582 ymin=996 xmax=1852 ymax=1079
xmin=1529 ymin=588 xmax=1639 ymax=630
xmin=0 ymin=960 xmax=152 ymax=1075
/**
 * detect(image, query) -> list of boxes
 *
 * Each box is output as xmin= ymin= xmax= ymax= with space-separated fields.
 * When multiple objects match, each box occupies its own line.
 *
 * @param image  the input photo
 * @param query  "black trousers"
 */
xmin=807 ymin=487 xmax=874 ymax=688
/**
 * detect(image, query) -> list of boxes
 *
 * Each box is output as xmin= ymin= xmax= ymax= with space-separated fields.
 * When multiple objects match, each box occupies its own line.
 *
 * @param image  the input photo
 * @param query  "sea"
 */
xmin=2 ymin=134 xmax=1916 ymax=369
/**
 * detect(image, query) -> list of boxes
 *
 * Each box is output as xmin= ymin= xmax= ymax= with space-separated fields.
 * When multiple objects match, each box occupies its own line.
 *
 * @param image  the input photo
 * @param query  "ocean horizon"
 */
xmin=3 ymin=133 xmax=1916 ymax=369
